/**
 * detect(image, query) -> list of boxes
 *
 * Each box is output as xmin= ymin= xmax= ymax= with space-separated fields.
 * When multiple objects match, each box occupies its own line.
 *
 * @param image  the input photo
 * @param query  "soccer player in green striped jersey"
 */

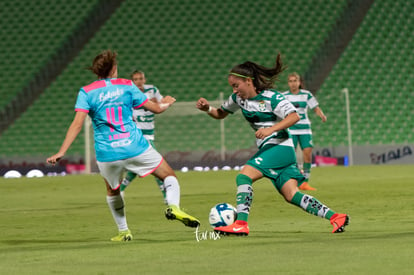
xmin=196 ymin=54 xmax=348 ymax=235
xmin=120 ymin=70 xmax=167 ymax=203
xmin=282 ymin=73 xmax=327 ymax=191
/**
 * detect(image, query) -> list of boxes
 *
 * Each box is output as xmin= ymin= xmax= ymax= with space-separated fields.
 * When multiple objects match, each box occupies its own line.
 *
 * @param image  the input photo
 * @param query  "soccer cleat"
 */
xmin=214 ymin=220 xmax=249 ymax=236
xmin=299 ymin=182 xmax=317 ymax=191
xmin=330 ymin=213 xmax=349 ymax=233
xmin=165 ymin=205 xmax=200 ymax=228
xmin=110 ymin=229 xmax=133 ymax=242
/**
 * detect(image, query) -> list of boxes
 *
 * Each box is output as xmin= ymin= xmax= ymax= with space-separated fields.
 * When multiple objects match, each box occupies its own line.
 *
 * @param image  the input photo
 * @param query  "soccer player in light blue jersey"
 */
xmin=196 ymin=53 xmax=348 ymax=235
xmin=47 ymin=50 xmax=199 ymax=242
xmin=120 ymin=70 xmax=166 ymax=202
xmin=282 ymin=72 xmax=327 ymax=191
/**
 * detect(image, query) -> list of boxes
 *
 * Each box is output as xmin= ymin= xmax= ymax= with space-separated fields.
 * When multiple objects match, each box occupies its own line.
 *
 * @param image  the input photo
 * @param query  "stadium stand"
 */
xmin=0 ymin=0 xmax=124 ymax=134
xmin=311 ymin=0 xmax=414 ymax=146
xmin=0 ymin=0 xmax=100 ymax=111
xmin=0 ymin=0 xmax=411 ymax=167
xmin=0 ymin=0 xmax=347 ymax=160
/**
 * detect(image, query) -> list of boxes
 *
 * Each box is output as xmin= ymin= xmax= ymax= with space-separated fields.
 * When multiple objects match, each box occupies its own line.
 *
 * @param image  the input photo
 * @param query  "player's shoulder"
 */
xmin=261 ymin=89 xmax=286 ymax=100
xmin=111 ymin=78 xmax=133 ymax=86
xmin=144 ymin=84 xmax=158 ymax=91
xmin=281 ymin=90 xmax=290 ymax=95
xmin=261 ymin=89 xmax=277 ymax=98
xmin=230 ymin=92 xmax=238 ymax=101
xmin=300 ymin=89 xmax=313 ymax=95
xmin=82 ymin=80 xmax=106 ymax=93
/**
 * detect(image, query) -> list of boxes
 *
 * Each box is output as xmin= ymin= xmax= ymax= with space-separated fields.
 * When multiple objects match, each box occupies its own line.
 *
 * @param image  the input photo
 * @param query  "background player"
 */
xmin=120 ymin=70 xmax=166 ymax=202
xmin=283 ymin=72 xmax=327 ymax=190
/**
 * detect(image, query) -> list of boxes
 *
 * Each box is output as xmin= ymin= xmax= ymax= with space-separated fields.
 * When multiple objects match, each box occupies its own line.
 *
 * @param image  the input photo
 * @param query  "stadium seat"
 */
xmin=313 ymin=0 xmax=413 ymax=146
xmin=0 ymin=0 xmax=99 ymax=110
xmin=3 ymin=0 xmax=409 ymax=162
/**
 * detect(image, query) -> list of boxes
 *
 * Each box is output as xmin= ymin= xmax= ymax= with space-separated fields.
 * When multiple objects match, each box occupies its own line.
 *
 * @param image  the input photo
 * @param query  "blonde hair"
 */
xmin=288 ymin=72 xmax=304 ymax=89
xmin=288 ymin=72 xmax=301 ymax=80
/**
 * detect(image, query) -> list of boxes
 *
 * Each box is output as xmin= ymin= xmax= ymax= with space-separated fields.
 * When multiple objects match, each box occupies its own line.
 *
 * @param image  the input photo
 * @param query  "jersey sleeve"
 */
xmin=307 ymin=94 xmax=319 ymax=109
xmin=74 ymin=89 xmax=90 ymax=112
xmin=132 ymin=86 xmax=149 ymax=109
xmin=221 ymin=93 xmax=240 ymax=114
xmin=153 ymin=86 xmax=163 ymax=102
xmin=272 ymin=93 xmax=297 ymax=118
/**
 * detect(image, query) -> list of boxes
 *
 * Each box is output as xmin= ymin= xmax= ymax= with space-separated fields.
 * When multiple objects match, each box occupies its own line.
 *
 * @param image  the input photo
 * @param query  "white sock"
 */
xmin=164 ymin=176 xmax=180 ymax=206
xmin=106 ymin=195 xmax=128 ymax=231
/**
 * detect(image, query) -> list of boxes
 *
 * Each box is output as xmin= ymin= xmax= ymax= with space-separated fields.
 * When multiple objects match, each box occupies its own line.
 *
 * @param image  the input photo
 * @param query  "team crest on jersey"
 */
xmin=259 ymin=101 xmax=266 ymax=112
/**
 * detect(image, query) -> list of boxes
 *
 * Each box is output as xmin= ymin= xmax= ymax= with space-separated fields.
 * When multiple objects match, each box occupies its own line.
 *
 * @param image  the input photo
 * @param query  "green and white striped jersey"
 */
xmin=221 ymin=89 xmax=297 ymax=149
xmin=282 ymin=89 xmax=319 ymax=135
xmin=132 ymin=84 xmax=163 ymax=140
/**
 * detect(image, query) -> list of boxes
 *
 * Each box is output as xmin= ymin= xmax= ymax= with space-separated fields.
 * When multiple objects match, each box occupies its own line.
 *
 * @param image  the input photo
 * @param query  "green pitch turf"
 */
xmin=0 ymin=165 xmax=413 ymax=274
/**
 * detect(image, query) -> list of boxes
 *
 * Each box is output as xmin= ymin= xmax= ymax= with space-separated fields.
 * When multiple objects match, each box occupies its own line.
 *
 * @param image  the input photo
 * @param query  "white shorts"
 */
xmin=97 ymin=146 xmax=163 ymax=190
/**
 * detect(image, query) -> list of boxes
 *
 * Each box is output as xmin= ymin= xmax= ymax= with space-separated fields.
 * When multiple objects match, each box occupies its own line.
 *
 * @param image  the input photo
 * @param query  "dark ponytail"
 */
xmin=229 ymin=53 xmax=286 ymax=92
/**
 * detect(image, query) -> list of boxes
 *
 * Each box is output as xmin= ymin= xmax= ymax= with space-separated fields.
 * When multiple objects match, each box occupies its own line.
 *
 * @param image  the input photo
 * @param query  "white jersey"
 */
xmin=132 ymin=84 xmax=163 ymax=140
xmin=221 ymin=89 xmax=297 ymax=149
xmin=282 ymin=89 xmax=319 ymax=135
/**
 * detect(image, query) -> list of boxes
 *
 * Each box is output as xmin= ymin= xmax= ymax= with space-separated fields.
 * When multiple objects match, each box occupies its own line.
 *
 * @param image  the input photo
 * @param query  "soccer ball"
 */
xmin=208 ymin=203 xmax=237 ymax=228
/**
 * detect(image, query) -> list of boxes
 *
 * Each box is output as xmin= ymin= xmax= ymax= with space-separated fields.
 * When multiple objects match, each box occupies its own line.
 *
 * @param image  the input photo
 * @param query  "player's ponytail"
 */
xmin=229 ymin=53 xmax=286 ymax=92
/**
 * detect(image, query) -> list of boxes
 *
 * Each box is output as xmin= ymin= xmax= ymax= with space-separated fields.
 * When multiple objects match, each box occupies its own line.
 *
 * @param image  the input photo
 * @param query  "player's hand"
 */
xmin=161 ymin=96 xmax=176 ymax=105
xmin=196 ymin=98 xmax=210 ymax=112
xmin=46 ymin=152 xmax=64 ymax=166
xmin=321 ymin=115 xmax=327 ymax=122
xmin=255 ymin=128 xmax=273 ymax=139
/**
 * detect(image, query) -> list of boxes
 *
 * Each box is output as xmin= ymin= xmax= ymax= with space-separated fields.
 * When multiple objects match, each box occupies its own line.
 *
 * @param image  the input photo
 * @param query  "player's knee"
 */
xmin=281 ymin=180 xmax=299 ymax=202
xmin=107 ymin=187 xmax=120 ymax=196
xmin=104 ymin=179 xmax=120 ymax=196
xmin=155 ymin=161 xmax=176 ymax=180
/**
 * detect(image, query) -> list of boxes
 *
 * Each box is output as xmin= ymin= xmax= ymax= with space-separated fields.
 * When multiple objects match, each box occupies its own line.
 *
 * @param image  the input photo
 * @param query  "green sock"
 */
xmin=291 ymin=192 xmax=335 ymax=219
xmin=235 ymin=174 xmax=253 ymax=222
xmin=125 ymin=171 xmax=137 ymax=182
xmin=120 ymin=172 xmax=138 ymax=192
xmin=303 ymin=162 xmax=311 ymax=180
xmin=155 ymin=177 xmax=166 ymax=200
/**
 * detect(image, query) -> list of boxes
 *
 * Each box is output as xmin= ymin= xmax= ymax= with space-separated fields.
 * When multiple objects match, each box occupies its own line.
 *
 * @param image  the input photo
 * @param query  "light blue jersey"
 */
xmin=75 ymin=78 xmax=149 ymax=162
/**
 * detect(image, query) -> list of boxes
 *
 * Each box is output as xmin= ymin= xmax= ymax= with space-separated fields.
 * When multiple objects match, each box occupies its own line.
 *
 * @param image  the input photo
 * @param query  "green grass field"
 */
xmin=1 ymin=165 xmax=413 ymax=274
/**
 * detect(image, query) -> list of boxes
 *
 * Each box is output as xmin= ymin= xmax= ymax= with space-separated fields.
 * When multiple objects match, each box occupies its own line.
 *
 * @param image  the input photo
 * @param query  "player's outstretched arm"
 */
xmin=196 ymin=97 xmax=229 ymax=119
xmin=46 ymin=111 xmax=87 ymax=165
xmin=144 ymin=96 xmax=176 ymax=114
xmin=314 ymin=107 xmax=327 ymax=122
